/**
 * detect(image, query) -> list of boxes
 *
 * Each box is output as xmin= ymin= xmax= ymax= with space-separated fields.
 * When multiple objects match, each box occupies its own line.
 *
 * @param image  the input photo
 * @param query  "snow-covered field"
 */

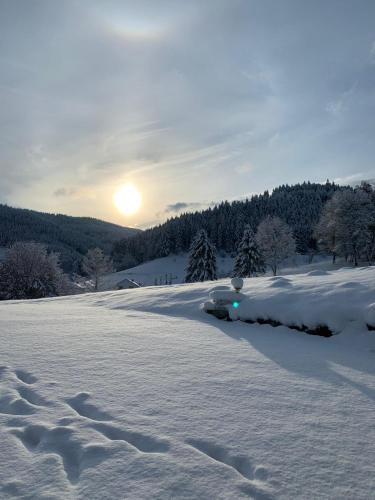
xmin=1 ymin=268 xmax=375 ymax=499
xmin=100 ymin=253 xmax=235 ymax=289
xmin=100 ymin=253 xmax=335 ymax=290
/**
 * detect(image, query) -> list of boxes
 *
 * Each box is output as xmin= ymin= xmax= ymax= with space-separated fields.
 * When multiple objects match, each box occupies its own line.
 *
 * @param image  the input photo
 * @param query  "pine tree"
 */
xmin=233 ymin=226 xmax=265 ymax=277
xmin=185 ymin=229 xmax=217 ymax=283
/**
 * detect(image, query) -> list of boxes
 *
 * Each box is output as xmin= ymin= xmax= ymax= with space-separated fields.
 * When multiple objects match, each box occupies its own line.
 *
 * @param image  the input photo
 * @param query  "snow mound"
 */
xmin=231 ymin=268 xmax=375 ymax=333
xmin=268 ymin=277 xmax=292 ymax=288
xmin=306 ymin=270 xmax=330 ymax=276
xmin=98 ymin=267 xmax=375 ymax=335
xmin=365 ymin=303 xmax=375 ymax=329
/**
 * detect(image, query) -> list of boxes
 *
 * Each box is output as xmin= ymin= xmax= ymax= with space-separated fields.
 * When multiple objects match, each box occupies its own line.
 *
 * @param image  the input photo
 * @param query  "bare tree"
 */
xmin=0 ymin=242 xmax=71 ymax=300
xmin=256 ymin=217 xmax=296 ymax=275
xmin=82 ymin=247 xmax=113 ymax=291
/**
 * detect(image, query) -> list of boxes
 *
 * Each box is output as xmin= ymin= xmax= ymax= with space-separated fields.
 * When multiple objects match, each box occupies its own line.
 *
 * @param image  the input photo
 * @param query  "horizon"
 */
xmin=1 ymin=178 xmax=357 ymax=230
xmin=1 ymin=1 xmax=375 ymax=228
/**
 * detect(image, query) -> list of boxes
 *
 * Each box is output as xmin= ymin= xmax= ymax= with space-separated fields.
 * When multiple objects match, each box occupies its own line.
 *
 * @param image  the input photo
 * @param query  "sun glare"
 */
xmin=114 ymin=183 xmax=142 ymax=216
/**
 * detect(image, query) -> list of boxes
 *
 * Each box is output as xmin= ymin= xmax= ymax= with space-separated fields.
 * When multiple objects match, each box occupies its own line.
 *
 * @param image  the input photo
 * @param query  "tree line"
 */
xmin=1 ymin=180 xmax=374 ymax=299
xmin=185 ymin=216 xmax=296 ymax=282
xmin=184 ymin=181 xmax=375 ymax=282
xmin=113 ymin=181 xmax=345 ymax=269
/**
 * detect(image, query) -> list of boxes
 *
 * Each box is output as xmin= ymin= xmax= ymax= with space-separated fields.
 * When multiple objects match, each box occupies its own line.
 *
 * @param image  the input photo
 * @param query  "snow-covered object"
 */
xmin=203 ymin=280 xmax=246 ymax=320
xmin=208 ymin=290 xmax=247 ymax=320
xmin=1 ymin=268 xmax=375 ymax=498
xmin=231 ymin=277 xmax=244 ymax=291
xmin=235 ymin=267 xmax=375 ymax=333
xmin=365 ymin=303 xmax=375 ymax=329
xmin=209 ymin=290 xmax=247 ymax=305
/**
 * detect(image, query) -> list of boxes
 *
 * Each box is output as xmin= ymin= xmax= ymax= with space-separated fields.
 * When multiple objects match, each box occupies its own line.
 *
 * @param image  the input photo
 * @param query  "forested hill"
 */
xmin=113 ymin=181 xmax=348 ymax=269
xmin=0 ymin=204 xmax=140 ymax=272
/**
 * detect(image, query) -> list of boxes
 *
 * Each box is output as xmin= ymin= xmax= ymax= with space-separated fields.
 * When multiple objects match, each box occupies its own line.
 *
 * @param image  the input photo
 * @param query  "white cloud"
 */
xmin=371 ymin=40 xmax=375 ymax=62
xmin=332 ymin=172 xmax=375 ymax=186
xmin=235 ymin=164 xmax=253 ymax=174
xmin=326 ymin=99 xmax=344 ymax=117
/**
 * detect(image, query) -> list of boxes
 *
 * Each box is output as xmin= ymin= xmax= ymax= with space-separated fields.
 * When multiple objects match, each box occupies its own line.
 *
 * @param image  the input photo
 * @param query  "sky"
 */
xmin=0 ymin=0 xmax=375 ymax=228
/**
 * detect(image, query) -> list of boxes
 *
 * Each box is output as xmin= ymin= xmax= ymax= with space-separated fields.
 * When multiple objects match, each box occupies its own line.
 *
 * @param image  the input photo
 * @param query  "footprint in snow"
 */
xmin=0 ymin=393 xmax=36 ymax=415
xmin=186 ymin=438 xmax=273 ymax=499
xmin=91 ymin=422 xmax=170 ymax=454
xmin=15 ymin=369 xmax=38 ymax=385
xmin=10 ymin=423 xmax=114 ymax=485
xmin=16 ymin=385 xmax=50 ymax=407
xmin=0 ymin=368 xmax=47 ymax=416
xmin=3 ymin=368 xmax=171 ymax=488
xmin=65 ymin=392 xmax=113 ymax=421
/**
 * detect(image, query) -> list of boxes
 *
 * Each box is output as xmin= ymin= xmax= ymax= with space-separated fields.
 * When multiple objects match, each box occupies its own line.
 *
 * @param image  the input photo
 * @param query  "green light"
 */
xmin=232 ymin=301 xmax=240 ymax=309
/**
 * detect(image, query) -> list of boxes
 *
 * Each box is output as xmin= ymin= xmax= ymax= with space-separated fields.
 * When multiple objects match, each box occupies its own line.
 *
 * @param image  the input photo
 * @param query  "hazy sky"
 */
xmin=1 ymin=0 xmax=375 ymax=227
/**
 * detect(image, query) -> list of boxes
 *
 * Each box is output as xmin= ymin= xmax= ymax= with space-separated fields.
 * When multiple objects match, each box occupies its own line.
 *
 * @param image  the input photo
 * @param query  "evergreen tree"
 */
xmin=113 ymin=182 xmax=345 ymax=267
xmin=233 ymin=226 xmax=265 ymax=277
xmin=185 ymin=229 xmax=217 ymax=283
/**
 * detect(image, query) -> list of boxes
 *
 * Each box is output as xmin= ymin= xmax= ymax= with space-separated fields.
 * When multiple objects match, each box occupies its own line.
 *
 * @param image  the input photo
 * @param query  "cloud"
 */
xmin=333 ymin=172 xmax=375 ymax=186
xmin=53 ymin=187 xmax=76 ymax=197
xmin=165 ymin=201 xmax=212 ymax=213
xmin=1 ymin=1 xmax=375 ymax=227
xmin=235 ymin=164 xmax=253 ymax=174
xmin=326 ymin=99 xmax=344 ymax=117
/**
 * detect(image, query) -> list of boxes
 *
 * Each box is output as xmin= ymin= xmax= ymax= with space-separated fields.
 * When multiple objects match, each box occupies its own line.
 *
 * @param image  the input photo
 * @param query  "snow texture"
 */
xmin=0 ymin=267 xmax=375 ymax=499
xmin=233 ymin=267 xmax=375 ymax=333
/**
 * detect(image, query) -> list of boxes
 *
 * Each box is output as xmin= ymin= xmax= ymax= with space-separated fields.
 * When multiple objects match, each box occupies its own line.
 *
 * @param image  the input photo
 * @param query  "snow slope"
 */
xmin=101 ymin=253 xmax=335 ymax=291
xmin=100 ymin=253 xmax=235 ymax=289
xmin=1 ymin=269 xmax=375 ymax=499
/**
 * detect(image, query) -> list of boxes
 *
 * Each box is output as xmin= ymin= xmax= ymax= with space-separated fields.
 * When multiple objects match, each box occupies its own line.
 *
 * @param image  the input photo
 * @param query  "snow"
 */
xmin=234 ymin=267 xmax=375 ymax=333
xmin=100 ymin=253 xmax=235 ymax=290
xmin=1 ymin=268 xmax=375 ymax=498
xmin=100 ymin=253 xmax=346 ymax=292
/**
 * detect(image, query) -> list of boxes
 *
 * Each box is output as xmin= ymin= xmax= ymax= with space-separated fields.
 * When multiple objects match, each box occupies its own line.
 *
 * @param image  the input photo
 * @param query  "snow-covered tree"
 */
xmin=314 ymin=197 xmax=338 ymax=263
xmin=256 ymin=216 xmax=296 ymax=275
xmin=185 ymin=229 xmax=217 ymax=283
xmin=0 ymin=242 xmax=71 ymax=300
xmin=82 ymin=247 xmax=113 ymax=291
xmin=315 ymin=187 xmax=375 ymax=266
xmin=233 ymin=225 xmax=265 ymax=277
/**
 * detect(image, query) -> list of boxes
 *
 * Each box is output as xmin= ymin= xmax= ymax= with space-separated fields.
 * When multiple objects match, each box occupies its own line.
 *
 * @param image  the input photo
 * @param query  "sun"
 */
xmin=113 ymin=183 xmax=142 ymax=216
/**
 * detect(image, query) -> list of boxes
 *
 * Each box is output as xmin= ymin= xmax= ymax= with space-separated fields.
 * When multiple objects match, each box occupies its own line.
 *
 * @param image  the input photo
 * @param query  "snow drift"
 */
xmin=0 ymin=267 xmax=375 ymax=499
xmin=203 ymin=267 xmax=375 ymax=334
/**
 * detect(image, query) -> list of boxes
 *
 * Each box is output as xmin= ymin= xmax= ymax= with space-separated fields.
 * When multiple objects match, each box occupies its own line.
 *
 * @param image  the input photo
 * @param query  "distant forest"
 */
xmin=0 ymin=205 xmax=139 ymax=272
xmin=113 ymin=182 xmax=348 ymax=270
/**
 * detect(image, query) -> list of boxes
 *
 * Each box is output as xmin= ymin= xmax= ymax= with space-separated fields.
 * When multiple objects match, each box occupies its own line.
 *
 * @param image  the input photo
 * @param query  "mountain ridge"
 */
xmin=0 ymin=203 xmax=140 ymax=272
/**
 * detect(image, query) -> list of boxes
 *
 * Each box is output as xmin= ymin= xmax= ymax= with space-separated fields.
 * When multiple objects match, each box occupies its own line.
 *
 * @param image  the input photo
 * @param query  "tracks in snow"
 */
xmin=0 ymin=364 xmax=273 ymax=497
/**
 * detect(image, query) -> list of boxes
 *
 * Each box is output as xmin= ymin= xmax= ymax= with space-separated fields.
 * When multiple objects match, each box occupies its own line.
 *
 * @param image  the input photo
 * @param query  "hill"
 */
xmin=0 ymin=204 xmax=140 ymax=272
xmin=100 ymin=253 xmax=234 ymax=289
xmin=0 ymin=268 xmax=374 ymax=498
xmin=113 ymin=181 xmax=348 ymax=269
xmin=100 ymin=252 xmax=338 ymax=290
